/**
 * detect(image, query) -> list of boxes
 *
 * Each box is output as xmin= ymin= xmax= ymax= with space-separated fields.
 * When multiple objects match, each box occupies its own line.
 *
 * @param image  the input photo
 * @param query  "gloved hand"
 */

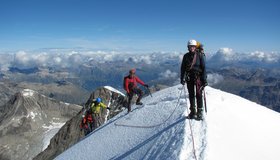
xmin=144 ymin=84 xmax=149 ymax=88
xmin=200 ymin=81 xmax=208 ymax=91
xmin=180 ymin=79 xmax=185 ymax=85
xmin=202 ymin=81 xmax=208 ymax=87
xmin=127 ymin=92 xmax=132 ymax=97
xmin=107 ymin=107 xmax=111 ymax=110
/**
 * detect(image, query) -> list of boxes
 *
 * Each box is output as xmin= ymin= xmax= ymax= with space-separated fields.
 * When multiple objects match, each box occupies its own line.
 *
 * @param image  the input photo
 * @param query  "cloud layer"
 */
xmin=0 ymin=48 xmax=279 ymax=72
xmin=210 ymin=48 xmax=280 ymax=63
xmin=159 ymin=70 xmax=178 ymax=79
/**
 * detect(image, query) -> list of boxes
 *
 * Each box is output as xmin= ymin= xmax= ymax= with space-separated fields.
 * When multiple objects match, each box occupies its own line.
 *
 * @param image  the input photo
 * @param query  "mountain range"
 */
xmin=0 ymin=89 xmax=82 ymax=160
xmin=1 ymin=49 xmax=279 ymax=113
xmin=0 ymin=49 xmax=279 ymax=159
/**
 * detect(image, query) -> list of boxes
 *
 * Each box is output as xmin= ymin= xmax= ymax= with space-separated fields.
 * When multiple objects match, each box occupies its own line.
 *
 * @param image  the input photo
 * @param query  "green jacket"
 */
xmin=91 ymin=102 xmax=107 ymax=114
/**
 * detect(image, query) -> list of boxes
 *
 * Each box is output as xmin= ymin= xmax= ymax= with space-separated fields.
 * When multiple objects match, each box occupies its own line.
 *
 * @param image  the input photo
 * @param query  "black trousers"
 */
xmin=127 ymin=87 xmax=143 ymax=112
xmin=187 ymin=77 xmax=203 ymax=114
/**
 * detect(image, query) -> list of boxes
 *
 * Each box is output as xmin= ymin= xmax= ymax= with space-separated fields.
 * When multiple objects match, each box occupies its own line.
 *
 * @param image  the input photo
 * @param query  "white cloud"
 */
xmin=32 ymin=52 xmax=49 ymax=67
xmin=249 ymin=51 xmax=279 ymax=63
xmin=159 ymin=70 xmax=178 ymax=79
xmin=0 ymin=54 xmax=13 ymax=71
xmin=217 ymin=48 xmax=233 ymax=56
xmin=15 ymin=51 xmax=31 ymax=66
xmin=54 ymin=57 xmax=62 ymax=64
xmin=103 ymin=54 xmax=115 ymax=62
xmin=140 ymin=55 xmax=152 ymax=64
xmin=207 ymin=73 xmax=224 ymax=85
xmin=215 ymin=48 xmax=235 ymax=61
xmin=209 ymin=48 xmax=280 ymax=64
xmin=0 ymin=48 xmax=278 ymax=73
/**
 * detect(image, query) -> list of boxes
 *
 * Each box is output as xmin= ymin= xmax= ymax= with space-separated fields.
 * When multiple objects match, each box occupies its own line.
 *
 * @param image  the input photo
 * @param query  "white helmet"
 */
xmin=187 ymin=39 xmax=197 ymax=46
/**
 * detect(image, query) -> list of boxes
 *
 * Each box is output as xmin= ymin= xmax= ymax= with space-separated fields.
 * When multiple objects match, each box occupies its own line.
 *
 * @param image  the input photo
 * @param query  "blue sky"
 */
xmin=0 ymin=0 xmax=279 ymax=53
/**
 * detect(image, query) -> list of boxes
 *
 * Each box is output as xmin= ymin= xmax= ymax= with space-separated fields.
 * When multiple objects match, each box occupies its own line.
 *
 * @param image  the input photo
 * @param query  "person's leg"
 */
xmin=96 ymin=113 xmax=103 ymax=127
xmin=93 ymin=113 xmax=98 ymax=129
xmin=196 ymin=78 xmax=203 ymax=120
xmin=87 ymin=121 xmax=92 ymax=132
xmin=127 ymin=93 xmax=133 ymax=112
xmin=134 ymin=88 xmax=143 ymax=105
xmin=187 ymin=80 xmax=196 ymax=118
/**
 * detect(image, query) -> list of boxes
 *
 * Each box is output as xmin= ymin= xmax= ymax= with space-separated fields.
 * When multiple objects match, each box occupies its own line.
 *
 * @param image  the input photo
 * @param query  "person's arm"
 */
xmin=180 ymin=54 xmax=187 ymax=84
xmin=135 ymin=76 xmax=145 ymax=86
xmin=100 ymin=102 xmax=107 ymax=109
xmin=200 ymin=53 xmax=207 ymax=86
xmin=101 ymin=102 xmax=111 ymax=110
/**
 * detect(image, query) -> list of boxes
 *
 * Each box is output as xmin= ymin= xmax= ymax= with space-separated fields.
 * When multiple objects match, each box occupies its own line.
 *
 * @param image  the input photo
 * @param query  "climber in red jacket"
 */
xmin=124 ymin=68 xmax=148 ymax=113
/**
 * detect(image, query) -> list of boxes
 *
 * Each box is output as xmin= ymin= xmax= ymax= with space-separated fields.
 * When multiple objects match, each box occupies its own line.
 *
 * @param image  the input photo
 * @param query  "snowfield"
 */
xmin=55 ymin=85 xmax=280 ymax=160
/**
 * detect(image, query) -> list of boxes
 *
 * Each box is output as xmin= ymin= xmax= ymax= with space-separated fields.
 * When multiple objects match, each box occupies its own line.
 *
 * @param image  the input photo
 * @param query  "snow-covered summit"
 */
xmin=104 ymin=85 xmax=125 ymax=96
xmin=21 ymin=88 xmax=35 ymax=97
xmin=56 ymin=85 xmax=280 ymax=160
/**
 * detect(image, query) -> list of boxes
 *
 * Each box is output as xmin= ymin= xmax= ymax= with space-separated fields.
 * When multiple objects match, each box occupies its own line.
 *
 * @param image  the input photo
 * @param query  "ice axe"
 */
xmin=145 ymin=86 xmax=153 ymax=97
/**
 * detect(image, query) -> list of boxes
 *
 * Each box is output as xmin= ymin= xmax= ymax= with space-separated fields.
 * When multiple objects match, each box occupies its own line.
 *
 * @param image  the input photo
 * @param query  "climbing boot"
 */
xmin=136 ymin=101 xmax=143 ymax=105
xmin=187 ymin=107 xmax=196 ymax=119
xmin=196 ymin=108 xmax=203 ymax=121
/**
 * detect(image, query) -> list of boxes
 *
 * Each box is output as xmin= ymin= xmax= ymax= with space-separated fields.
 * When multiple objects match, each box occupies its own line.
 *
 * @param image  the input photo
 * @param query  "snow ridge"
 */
xmin=56 ymin=85 xmax=280 ymax=160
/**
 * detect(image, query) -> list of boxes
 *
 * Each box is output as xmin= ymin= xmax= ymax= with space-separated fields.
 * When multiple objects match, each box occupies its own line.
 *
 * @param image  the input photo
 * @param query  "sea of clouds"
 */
xmin=0 ymin=48 xmax=279 ymax=72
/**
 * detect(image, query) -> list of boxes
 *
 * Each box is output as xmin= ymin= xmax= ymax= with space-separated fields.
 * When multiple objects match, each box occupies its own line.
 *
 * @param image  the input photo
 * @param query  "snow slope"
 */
xmin=55 ymin=85 xmax=280 ymax=160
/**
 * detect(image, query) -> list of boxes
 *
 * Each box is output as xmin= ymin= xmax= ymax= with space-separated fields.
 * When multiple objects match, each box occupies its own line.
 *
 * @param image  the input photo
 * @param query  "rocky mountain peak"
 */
xmin=34 ymin=86 xmax=127 ymax=160
xmin=0 ymin=89 xmax=82 ymax=160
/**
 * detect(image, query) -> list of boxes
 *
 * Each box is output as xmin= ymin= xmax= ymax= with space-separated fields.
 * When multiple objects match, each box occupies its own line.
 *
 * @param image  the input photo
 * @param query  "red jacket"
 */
xmin=124 ymin=75 xmax=145 ymax=93
xmin=80 ymin=113 xmax=93 ymax=129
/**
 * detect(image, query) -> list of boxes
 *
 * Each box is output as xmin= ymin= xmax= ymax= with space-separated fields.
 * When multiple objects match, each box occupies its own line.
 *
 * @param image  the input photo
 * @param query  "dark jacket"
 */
xmin=181 ymin=51 xmax=207 ymax=83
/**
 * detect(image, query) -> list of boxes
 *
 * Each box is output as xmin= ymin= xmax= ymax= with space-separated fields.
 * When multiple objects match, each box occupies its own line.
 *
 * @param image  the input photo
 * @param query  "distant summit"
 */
xmin=34 ymin=86 xmax=128 ymax=160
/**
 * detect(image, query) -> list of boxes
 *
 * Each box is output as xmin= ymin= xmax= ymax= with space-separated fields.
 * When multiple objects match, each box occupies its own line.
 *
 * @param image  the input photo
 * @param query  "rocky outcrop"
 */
xmin=0 ymin=81 xmax=90 ymax=109
xmin=0 ymin=89 xmax=82 ymax=160
xmin=34 ymin=86 xmax=127 ymax=160
xmin=240 ymin=82 xmax=280 ymax=112
xmin=0 ymin=81 xmax=21 ymax=107
xmin=210 ymin=68 xmax=280 ymax=113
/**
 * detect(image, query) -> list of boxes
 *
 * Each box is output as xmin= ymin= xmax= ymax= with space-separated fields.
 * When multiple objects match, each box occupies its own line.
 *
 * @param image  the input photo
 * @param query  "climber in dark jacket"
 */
xmin=181 ymin=39 xmax=208 ymax=120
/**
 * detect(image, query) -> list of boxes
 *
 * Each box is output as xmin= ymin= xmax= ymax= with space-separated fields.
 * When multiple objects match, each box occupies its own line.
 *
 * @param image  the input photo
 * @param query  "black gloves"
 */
xmin=180 ymin=79 xmax=185 ymax=85
xmin=127 ymin=92 xmax=132 ymax=97
xmin=107 ymin=107 xmax=111 ymax=110
xmin=144 ymin=84 xmax=149 ymax=88
xmin=203 ymin=81 xmax=208 ymax=87
xmin=200 ymin=81 xmax=208 ymax=91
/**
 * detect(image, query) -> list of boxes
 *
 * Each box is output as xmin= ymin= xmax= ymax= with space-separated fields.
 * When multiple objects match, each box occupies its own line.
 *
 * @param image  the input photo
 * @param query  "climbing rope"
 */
xmin=114 ymin=87 xmax=184 ymax=128
xmin=183 ymin=86 xmax=198 ymax=160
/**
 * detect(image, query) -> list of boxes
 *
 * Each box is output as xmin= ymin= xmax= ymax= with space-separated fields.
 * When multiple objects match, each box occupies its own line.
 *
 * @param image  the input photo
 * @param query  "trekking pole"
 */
xmin=146 ymin=86 xmax=153 ymax=97
xmin=203 ymin=89 xmax=207 ymax=114
xmin=200 ymin=86 xmax=207 ymax=114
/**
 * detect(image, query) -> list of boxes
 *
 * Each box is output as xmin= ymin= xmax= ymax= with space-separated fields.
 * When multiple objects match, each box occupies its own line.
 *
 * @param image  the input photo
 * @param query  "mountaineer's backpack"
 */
xmin=123 ymin=76 xmax=128 ymax=91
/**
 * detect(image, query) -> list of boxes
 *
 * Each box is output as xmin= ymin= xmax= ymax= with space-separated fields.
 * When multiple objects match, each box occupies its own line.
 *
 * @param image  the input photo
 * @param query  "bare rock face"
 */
xmin=0 ymin=82 xmax=21 ymax=107
xmin=0 ymin=89 xmax=82 ymax=160
xmin=239 ymin=82 xmax=280 ymax=112
xmin=34 ymin=86 xmax=127 ymax=160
